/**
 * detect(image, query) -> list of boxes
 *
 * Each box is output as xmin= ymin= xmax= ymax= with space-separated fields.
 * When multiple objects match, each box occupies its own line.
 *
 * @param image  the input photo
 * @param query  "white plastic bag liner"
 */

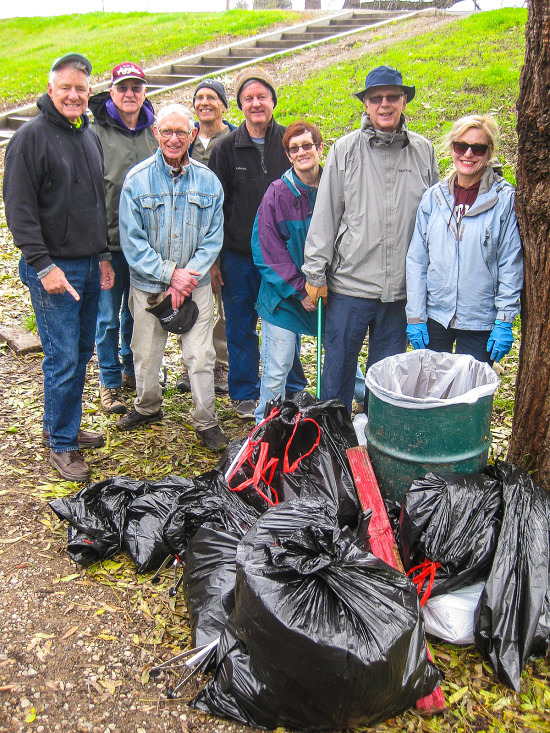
xmin=365 ymin=350 xmax=499 ymax=409
xmin=352 ymin=413 xmax=368 ymax=446
xmin=423 ymin=581 xmax=485 ymax=645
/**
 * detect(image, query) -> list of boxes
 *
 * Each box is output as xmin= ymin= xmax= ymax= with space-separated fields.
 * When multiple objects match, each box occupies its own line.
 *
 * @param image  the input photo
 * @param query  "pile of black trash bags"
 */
xmin=50 ymin=399 xmax=550 ymax=728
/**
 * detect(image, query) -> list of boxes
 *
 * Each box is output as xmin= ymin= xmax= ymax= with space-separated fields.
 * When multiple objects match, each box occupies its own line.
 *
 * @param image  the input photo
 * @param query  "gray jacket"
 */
xmin=302 ymin=115 xmax=438 ymax=301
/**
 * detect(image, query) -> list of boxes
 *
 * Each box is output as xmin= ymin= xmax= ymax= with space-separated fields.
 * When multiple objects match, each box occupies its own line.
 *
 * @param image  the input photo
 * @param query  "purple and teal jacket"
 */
xmin=251 ymin=167 xmax=320 ymax=337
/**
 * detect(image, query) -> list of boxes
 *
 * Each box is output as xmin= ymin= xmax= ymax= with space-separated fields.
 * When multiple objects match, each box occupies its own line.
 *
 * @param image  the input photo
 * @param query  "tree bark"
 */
xmin=508 ymin=0 xmax=550 ymax=488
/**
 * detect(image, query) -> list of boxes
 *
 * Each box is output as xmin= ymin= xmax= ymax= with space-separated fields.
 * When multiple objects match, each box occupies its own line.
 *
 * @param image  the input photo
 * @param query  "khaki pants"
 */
xmin=129 ymin=284 xmax=217 ymax=430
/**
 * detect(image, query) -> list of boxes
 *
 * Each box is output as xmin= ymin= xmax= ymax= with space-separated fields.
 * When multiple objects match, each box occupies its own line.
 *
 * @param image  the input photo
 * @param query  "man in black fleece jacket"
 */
xmin=3 ymin=53 xmax=114 ymax=482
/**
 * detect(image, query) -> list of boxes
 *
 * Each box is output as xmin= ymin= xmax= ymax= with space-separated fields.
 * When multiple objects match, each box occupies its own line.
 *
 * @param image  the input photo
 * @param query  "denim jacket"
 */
xmin=406 ymin=166 xmax=523 ymax=330
xmin=119 ymin=148 xmax=224 ymax=293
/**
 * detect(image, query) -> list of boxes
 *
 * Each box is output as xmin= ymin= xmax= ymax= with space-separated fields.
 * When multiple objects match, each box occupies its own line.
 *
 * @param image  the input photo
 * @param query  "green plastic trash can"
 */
xmin=365 ymin=351 xmax=499 ymax=502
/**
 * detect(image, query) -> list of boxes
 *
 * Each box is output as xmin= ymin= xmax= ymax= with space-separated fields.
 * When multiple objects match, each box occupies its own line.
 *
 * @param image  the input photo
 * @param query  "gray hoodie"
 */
xmin=303 ymin=114 xmax=438 ymax=302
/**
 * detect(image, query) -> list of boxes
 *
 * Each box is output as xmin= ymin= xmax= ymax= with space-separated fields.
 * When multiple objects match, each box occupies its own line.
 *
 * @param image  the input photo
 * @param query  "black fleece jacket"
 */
xmin=3 ymin=94 xmax=108 ymax=273
xmin=208 ymin=118 xmax=288 ymax=257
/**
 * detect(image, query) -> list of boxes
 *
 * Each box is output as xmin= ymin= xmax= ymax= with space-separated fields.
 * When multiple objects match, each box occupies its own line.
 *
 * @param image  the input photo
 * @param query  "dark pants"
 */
xmin=427 ymin=318 xmax=492 ymax=364
xmin=20 ymin=255 xmax=100 ymax=452
xmin=219 ymin=249 xmax=306 ymax=401
xmin=322 ymin=293 xmax=407 ymax=413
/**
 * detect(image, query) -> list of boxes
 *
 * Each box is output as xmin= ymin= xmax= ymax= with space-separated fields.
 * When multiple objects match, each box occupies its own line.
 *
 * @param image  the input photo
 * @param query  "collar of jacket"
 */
xmin=37 ymin=93 xmax=90 ymax=132
xmin=153 ymin=146 xmax=195 ymax=178
xmin=235 ymin=117 xmax=278 ymax=147
xmin=281 ymin=166 xmax=323 ymax=198
xmin=88 ymin=91 xmax=155 ymax=133
xmin=188 ymin=118 xmax=236 ymax=155
xmin=438 ymin=164 xmax=506 ymax=218
xmin=361 ymin=112 xmax=409 ymax=148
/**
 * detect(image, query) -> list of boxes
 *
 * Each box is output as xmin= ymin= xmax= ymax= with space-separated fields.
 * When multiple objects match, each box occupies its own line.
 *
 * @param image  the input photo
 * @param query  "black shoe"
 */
xmin=234 ymin=399 xmax=256 ymax=419
xmin=196 ymin=425 xmax=228 ymax=452
xmin=214 ymin=365 xmax=229 ymax=394
xmin=176 ymin=370 xmax=191 ymax=393
xmin=116 ymin=408 xmax=163 ymax=432
xmin=42 ymin=429 xmax=105 ymax=449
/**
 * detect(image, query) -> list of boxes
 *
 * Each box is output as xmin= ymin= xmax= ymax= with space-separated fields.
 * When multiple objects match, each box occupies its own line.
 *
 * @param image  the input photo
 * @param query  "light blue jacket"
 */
xmin=406 ymin=167 xmax=523 ymax=330
xmin=119 ymin=148 xmax=224 ymax=293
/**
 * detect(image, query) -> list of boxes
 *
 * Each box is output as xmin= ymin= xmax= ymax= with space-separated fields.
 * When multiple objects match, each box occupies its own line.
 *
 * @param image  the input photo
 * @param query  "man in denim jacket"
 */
xmin=118 ymin=104 xmax=227 ymax=452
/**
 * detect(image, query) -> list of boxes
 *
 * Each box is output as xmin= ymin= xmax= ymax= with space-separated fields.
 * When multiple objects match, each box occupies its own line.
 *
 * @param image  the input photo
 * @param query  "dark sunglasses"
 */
xmin=452 ymin=141 xmax=489 ymax=157
xmin=366 ymin=94 xmax=403 ymax=105
xmin=287 ymin=142 xmax=317 ymax=155
xmin=114 ymin=84 xmax=145 ymax=94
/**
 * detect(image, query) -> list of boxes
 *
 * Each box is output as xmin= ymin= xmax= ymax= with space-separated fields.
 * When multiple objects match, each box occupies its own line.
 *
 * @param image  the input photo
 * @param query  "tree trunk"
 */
xmin=508 ymin=0 xmax=550 ymax=488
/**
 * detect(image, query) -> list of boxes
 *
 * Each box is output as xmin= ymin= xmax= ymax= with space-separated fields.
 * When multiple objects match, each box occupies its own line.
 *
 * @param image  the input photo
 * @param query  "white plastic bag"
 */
xmin=353 ymin=413 xmax=368 ymax=446
xmin=365 ymin=350 xmax=499 ymax=409
xmin=423 ymin=581 xmax=485 ymax=645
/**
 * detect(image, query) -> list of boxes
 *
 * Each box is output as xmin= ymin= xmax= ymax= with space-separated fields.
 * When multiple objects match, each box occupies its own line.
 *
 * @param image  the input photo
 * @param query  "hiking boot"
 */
xmin=116 ymin=408 xmax=163 ymax=432
xmin=100 ymin=385 xmax=127 ymax=415
xmin=196 ymin=425 xmax=228 ymax=452
xmin=176 ymin=370 xmax=191 ymax=393
xmin=50 ymin=450 xmax=91 ymax=482
xmin=234 ymin=399 xmax=256 ymax=420
xmin=42 ymin=429 xmax=104 ymax=449
xmin=121 ymin=372 xmax=136 ymax=391
xmin=214 ymin=365 xmax=229 ymax=394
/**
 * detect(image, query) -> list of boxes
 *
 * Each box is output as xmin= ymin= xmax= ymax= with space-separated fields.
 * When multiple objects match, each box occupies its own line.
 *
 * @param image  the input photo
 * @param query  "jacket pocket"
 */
xmin=139 ymin=196 xmax=165 ymax=231
xmin=185 ymin=193 xmax=214 ymax=232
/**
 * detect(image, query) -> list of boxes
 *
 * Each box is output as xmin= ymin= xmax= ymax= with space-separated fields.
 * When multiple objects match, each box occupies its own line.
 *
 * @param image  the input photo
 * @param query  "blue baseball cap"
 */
xmin=354 ymin=65 xmax=415 ymax=103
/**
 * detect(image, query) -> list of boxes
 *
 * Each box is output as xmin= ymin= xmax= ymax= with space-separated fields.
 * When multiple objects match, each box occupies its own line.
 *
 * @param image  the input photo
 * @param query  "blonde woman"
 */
xmin=406 ymin=114 xmax=523 ymax=363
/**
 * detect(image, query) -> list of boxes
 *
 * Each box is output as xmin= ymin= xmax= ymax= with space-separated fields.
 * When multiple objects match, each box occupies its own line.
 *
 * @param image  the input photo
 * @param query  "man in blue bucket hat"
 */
xmin=302 ymin=65 xmax=439 ymax=413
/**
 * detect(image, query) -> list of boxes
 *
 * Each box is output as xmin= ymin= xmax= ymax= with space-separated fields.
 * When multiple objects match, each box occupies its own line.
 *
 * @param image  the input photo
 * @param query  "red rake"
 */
xmin=346 ymin=445 xmax=446 ymax=714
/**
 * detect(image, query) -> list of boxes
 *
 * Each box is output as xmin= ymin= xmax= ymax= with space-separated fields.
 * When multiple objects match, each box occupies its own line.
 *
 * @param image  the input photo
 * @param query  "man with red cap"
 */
xmin=89 ymin=62 xmax=157 ymax=416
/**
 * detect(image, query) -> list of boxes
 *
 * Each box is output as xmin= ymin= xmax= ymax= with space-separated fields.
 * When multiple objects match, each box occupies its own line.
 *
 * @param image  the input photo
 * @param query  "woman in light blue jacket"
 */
xmin=406 ymin=114 xmax=523 ymax=364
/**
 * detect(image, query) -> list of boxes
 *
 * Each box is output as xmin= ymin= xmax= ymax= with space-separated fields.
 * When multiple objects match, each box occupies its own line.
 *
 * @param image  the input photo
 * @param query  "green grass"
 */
xmin=0 ymin=10 xmax=299 ymax=104
xmin=267 ymin=9 xmax=526 ymax=182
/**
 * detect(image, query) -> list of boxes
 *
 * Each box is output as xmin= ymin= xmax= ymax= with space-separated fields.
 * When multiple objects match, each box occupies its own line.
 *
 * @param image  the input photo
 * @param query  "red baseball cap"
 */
xmin=111 ymin=62 xmax=146 ymax=85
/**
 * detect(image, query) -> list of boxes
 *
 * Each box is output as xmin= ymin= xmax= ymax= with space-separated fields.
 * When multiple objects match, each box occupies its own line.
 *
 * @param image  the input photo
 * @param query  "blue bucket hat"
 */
xmin=354 ymin=65 xmax=415 ymax=103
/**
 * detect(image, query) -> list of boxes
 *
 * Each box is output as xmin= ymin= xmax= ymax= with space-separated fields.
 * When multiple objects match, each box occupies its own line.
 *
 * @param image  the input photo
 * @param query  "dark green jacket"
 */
xmin=89 ymin=91 xmax=157 ymax=250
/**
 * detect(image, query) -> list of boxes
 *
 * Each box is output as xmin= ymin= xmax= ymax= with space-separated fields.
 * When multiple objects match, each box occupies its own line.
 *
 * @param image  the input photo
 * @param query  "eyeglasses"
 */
xmin=287 ymin=142 xmax=317 ymax=155
xmin=452 ymin=141 xmax=489 ymax=157
xmin=366 ymin=94 xmax=403 ymax=105
xmin=114 ymin=83 xmax=145 ymax=94
xmin=158 ymin=129 xmax=193 ymax=140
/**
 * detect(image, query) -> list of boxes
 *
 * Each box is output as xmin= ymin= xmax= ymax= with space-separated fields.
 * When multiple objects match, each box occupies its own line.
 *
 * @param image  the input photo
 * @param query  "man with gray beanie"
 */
xmin=208 ymin=66 xmax=306 ymax=419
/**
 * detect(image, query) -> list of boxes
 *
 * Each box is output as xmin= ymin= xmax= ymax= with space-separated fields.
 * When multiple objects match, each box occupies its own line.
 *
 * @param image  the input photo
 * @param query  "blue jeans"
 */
xmin=220 ymin=249 xmax=306 ymax=401
xmin=255 ymin=320 xmax=303 ymax=423
xmin=427 ymin=318 xmax=493 ymax=364
xmin=95 ymin=249 xmax=134 ymax=388
xmin=19 ymin=256 xmax=100 ymax=452
xmin=322 ymin=293 xmax=407 ymax=413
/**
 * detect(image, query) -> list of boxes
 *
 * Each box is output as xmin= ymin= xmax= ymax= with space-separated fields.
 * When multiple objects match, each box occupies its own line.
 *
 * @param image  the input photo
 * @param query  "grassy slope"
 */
xmin=0 ymin=9 xmax=298 ymax=104
xmin=272 ymin=9 xmax=526 ymax=183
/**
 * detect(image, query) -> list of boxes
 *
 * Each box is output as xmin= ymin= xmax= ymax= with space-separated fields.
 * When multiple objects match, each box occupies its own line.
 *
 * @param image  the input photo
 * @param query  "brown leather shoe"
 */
xmin=42 ymin=429 xmax=105 ymax=449
xmin=121 ymin=372 xmax=136 ymax=391
xmin=100 ymin=385 xmax=127 ymax=414
xmin=49 ymin=450 xmax=91 ymax=482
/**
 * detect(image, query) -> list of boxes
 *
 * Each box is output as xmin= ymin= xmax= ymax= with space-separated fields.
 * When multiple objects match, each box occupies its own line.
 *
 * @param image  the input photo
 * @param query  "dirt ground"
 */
xmin=1 ymin=11 xmax=549 ymax=733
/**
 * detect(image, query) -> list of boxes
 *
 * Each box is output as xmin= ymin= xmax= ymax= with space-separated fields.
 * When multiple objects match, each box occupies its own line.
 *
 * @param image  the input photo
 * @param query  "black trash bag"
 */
xmin=49 ymin=477 xmax=148 ymax=566
xmin=225 ymin=399 xmax=361 ymax=529
xmin=183 ymin=525 xmax=241 ymax=648
xmin=124 ymin=478 xmax=192 ymax=573
xmin=192 ymin=497 xmax=440 ymax=731
xmin=474 ymin=461 xmax=550 ymax=690
xmin=400 ymin=472 xmax=502 ymax=601
xmin=163 ymin=470 xmax=259 ymax=557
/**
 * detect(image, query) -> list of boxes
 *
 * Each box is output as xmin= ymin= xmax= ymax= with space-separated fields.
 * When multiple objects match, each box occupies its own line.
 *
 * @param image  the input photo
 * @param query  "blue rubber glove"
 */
xmin=406 ymin=323 xmax=429 ymax=350
xmin=487 ymin=320 xmax=514 ymax=362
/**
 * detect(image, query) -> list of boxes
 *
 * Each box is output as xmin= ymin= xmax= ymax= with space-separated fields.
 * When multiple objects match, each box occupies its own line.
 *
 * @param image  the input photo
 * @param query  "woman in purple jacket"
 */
xmin=251 ymin=121 xmax=324 ymax=423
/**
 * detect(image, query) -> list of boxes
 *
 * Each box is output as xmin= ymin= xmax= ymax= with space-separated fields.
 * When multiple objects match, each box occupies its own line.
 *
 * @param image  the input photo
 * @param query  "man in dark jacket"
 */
xmin=89 ymin=62 xmax=157 ymax=415
xmin=3 ymin=53 xmax=114 ymax=482
xmin=208 ymin=67 xmax=306 ymax=419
